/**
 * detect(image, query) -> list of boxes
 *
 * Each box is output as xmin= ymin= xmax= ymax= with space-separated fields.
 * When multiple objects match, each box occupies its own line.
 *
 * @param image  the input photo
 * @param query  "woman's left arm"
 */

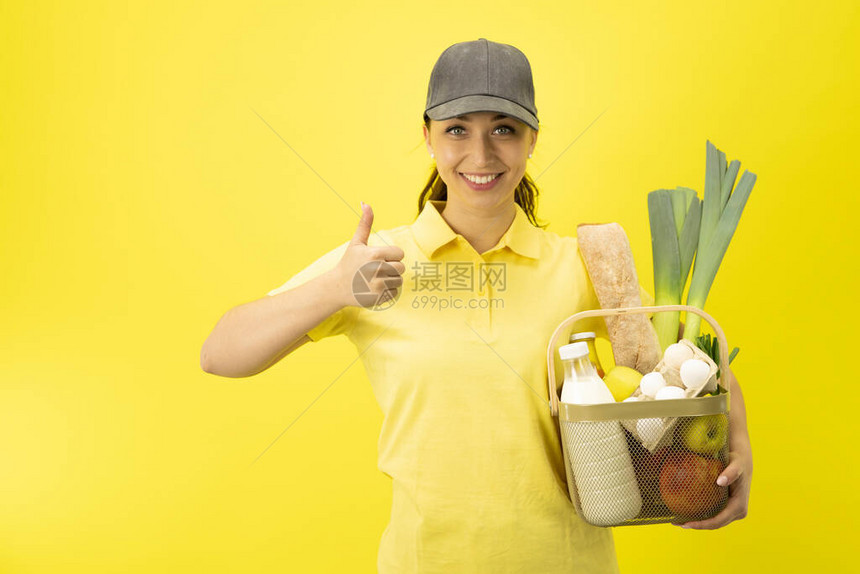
xmin=676 ymin=366 xmax=753 ymax=529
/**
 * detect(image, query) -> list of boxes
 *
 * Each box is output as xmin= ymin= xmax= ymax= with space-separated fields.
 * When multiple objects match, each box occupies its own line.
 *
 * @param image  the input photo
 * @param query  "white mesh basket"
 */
xmin=547 ymin=305 xmax=731 ymax=527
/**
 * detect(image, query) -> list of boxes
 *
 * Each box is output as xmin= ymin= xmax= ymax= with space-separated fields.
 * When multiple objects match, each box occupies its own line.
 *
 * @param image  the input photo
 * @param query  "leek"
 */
xmin=648 ymin=188 xmax=701 ymax=350
xmin=683 ymin=141 xmax=757 ymax=340
xmin=648 ymin=140 xmax=755 ymax=347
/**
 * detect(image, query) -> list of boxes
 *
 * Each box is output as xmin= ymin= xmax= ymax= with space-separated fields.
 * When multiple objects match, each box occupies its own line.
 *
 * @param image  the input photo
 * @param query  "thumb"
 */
xmin=350 ymin=201 xmax=373 ymax=245
xmin=717 ymin=452 xmax=744 ymax=487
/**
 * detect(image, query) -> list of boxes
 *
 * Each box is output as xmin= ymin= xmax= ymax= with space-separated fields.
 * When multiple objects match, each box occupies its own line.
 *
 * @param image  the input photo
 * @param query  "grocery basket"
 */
xmin=546 ymin=305 xmax=732 ymax=527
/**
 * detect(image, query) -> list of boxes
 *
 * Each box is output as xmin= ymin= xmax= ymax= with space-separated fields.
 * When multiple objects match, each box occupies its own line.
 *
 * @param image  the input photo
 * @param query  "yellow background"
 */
xmin=2 ymin=0 xmax=856 ymax=571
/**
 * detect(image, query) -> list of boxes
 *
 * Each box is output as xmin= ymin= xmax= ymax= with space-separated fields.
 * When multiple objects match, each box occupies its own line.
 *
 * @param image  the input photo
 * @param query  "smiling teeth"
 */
xmin=462 ymin=173 xmax=499 ymax=184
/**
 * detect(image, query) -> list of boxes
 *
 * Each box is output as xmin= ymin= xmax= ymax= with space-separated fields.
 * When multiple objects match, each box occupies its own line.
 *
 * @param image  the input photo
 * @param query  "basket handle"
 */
xmin=546 ymin=305 xmax=730 ymax=417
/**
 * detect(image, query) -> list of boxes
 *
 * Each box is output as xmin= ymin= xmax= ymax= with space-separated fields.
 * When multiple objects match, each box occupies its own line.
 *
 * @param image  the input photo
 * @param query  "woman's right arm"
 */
xmin=199 ymin=268 xmax=351 ymax=378
xmin=200 ymin=203 xmax=404 ymax=378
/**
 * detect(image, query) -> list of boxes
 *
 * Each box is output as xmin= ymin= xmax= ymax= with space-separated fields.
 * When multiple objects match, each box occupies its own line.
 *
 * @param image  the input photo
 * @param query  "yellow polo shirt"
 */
xmin=268 ymin=200 xmax=652 ymax=573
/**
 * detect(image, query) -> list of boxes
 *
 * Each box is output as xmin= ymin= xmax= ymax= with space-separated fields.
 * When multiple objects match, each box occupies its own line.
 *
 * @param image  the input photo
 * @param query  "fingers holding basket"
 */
xmin=674 ymin=488 xmax=747 ymax=529
xmin=675 ymin=448 xmax=752 ymax=529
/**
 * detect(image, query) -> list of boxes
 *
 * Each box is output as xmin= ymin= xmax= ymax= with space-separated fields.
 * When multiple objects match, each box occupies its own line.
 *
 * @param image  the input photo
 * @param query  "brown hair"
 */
xmin=416 ymin=120 xmax=548 ymax=229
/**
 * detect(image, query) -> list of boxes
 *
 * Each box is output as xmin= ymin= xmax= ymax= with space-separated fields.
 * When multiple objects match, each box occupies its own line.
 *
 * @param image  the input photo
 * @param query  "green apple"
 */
xmin=680 ymin=414 xmax=728 ymax=457
xmin=603 ymin=366 xmax=642 ymax=402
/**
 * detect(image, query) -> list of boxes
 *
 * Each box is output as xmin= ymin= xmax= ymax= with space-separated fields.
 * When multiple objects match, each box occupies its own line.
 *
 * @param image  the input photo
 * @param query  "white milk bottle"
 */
xmin=559 ymin=341 xmax=642 ymax=525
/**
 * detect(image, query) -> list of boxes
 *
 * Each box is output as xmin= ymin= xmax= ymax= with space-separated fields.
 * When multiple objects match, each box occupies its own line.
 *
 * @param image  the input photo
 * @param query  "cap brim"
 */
xmin=425 ymin=95 xmax=539 ymax=131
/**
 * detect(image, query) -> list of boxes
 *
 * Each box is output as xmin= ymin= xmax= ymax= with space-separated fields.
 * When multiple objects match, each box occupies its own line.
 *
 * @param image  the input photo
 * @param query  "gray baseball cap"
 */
xmin=423 ymin=38 xmax=539 ymax=132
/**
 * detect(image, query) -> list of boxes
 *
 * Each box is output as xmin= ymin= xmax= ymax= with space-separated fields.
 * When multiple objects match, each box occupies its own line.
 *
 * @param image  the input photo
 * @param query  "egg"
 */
xmin=623 ymin=396 xmax=639 ymax=403
xmin=637 ymin=418 xmax=663 ymax=444
xmin=663 ymin=343 xmax=694 ymax=370
xmin=640 ymin=372 xmax=667 ymax=398
xmin=655 ymin=385 xmax=686 ymax=400
xmin=680 ymin=359 xmax=711 ymax=389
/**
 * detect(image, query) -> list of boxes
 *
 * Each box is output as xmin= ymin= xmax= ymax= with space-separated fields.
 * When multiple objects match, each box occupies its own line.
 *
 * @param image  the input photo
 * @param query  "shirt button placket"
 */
xmin=483 ymin=261 xmax=494 ymax=333
xmin=476 ymin=257 xmax=492 ymax=335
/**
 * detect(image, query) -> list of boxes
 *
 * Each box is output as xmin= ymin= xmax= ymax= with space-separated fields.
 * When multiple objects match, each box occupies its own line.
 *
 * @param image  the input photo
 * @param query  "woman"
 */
xmin=201 ymin=38 xmax=752 ymax=573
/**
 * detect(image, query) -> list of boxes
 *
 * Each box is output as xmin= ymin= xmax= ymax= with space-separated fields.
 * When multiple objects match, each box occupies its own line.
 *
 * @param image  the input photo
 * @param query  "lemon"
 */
xmin=603 ymin=366 xmax=643 ymax=402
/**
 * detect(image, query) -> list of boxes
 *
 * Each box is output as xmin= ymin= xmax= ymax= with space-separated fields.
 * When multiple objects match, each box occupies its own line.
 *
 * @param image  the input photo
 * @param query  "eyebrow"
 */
xmin=454 ymin=114 xmax=510 ymax=122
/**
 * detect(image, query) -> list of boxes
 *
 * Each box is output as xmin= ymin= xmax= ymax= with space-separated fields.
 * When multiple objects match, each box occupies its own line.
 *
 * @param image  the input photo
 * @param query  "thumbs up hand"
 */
xmin=335 ymin=202 xmax=406 ymax=308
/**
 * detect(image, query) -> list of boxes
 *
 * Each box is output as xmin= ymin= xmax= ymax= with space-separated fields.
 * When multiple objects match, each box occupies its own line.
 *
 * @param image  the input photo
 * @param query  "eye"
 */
xmin=445 ymin=125 xmax=466 ymax=135
xmin=494 ymin=125 xmax=516 ymax=135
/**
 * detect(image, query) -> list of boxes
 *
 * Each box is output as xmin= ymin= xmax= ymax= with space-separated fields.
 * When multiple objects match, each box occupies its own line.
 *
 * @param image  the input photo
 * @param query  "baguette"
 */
xmin=576 ymin=223 xmax=662 ymax=373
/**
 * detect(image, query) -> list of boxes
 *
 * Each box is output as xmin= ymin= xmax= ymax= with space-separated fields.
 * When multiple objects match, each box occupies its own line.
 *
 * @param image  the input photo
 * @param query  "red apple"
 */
xmin=659 ymin=450 xmax=728 ymax=518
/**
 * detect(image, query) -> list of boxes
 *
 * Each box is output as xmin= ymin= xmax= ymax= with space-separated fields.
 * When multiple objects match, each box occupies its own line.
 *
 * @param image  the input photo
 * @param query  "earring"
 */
xmin=528 ymin=153 xmax=532 ymax=158
xmin=430 ymin=153 xmax=435 ymax=159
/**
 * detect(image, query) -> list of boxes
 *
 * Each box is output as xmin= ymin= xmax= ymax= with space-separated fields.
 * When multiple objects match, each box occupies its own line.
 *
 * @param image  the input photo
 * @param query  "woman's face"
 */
xmin=423 ymin=111 xmax=537 ymax=212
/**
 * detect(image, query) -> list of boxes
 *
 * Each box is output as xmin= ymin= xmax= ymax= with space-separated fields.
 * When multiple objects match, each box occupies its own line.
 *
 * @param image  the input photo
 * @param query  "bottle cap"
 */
xmin=569 ymin=331 xmax=596 ymax=343
xmin=559 ymin=341 xmax=589 ymax=361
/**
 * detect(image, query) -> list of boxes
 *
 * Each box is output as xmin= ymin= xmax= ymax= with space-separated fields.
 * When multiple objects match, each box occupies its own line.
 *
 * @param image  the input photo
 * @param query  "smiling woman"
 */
xmin=200 ymin=36 xmax=751 ymax=574
xmin=419 ymin=111 xmax=539 ymax=254
xmin=417 ymin=111 xmax=545 ymax=235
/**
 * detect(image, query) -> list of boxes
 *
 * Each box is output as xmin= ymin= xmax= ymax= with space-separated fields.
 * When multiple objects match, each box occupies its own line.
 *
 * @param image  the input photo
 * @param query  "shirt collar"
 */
xmin=411 ymin=200 xmax=541 ymax=260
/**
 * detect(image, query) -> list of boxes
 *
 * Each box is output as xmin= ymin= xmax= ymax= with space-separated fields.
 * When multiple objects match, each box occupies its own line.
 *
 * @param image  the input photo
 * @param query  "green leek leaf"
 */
xmin=670 ymin=188 xmax=689 ymax=237
xmin=649 ymin=189 xmax=682 ymax=350
xmin=678 ymin=193 xmax=701 ymax=289
xmin=684 ymin=170 xmax=757 ymax=340
xmin=729 ymin=347 xmax=739 ymax=363
xmin=721 ymin=160 xmax=741 ymax=210
xmin=699 ymin=141 xmax=722 ymax=253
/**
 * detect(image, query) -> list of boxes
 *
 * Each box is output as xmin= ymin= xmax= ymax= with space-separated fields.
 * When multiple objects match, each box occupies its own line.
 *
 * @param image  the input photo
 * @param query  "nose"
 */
xmin=469 ymin=132 xmax=495 ymax=167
